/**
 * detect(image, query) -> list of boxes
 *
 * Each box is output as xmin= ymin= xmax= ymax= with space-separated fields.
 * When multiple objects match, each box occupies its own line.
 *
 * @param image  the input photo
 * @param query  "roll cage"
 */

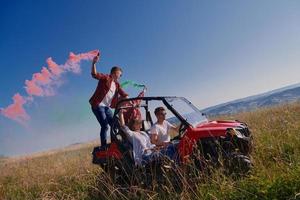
xmin=111 ymin=96 xmax=198 ymax=146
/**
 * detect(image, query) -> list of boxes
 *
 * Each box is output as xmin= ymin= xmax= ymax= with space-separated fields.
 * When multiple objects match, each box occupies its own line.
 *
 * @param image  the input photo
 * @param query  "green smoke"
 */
xmin=121 ymin=80 xmax=145 ymax=89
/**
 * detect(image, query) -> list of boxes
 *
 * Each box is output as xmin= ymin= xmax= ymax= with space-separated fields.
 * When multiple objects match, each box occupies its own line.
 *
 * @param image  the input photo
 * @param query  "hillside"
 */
xmin=203 ymin=83 xmax=300 ymax=116
xmin=1 ymin=102 xmax=300 ymax=199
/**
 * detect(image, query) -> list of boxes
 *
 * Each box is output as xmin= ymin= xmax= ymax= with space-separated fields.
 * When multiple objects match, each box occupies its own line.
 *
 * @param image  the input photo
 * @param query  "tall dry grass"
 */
xmin=0 ymin=143 xmax=101 ymax=200
xmin=1 ymin=102 xmax=300 ymax=200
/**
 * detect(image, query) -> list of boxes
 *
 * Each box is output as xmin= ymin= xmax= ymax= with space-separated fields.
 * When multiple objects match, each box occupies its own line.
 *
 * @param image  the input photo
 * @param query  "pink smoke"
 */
xmin=33 ymin=67 xmax=52 ymax=84
xmin=0 ymin=93 xmax=30 ymax=125
xmin=47 ymin=57 xmax=63 ymax=76
xmin=0 ymin=49 xmax=99 ymax=125
xmin=25 ymin=67 xmax=54 ymax=97
xmin=25 ymin=79 xmax=44 ymax=96
xmin=64 ymin=50 xmax=100 ymax=73
xmin=69 ymin=50 xmax=99 ymax=63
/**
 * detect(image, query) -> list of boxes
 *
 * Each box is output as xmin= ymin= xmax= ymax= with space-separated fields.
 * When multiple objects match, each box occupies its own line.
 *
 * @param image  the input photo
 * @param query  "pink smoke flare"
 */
xmin=1 ymin=49 xmax=99 ymax=125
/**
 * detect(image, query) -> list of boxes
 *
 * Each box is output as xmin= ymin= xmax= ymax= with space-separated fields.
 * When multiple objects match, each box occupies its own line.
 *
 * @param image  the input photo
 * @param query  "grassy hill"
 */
xmin=1 ymin=102 xmax=300 ymax=200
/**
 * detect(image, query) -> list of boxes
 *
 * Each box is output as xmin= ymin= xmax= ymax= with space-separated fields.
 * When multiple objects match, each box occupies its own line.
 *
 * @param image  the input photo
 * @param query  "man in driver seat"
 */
xmin=150 ymin=107 xmax=180 ymax=147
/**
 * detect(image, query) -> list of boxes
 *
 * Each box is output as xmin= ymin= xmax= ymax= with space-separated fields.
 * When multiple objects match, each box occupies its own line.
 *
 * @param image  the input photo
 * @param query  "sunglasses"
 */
xmin=113 ymin=71 xmax=122 ymax=77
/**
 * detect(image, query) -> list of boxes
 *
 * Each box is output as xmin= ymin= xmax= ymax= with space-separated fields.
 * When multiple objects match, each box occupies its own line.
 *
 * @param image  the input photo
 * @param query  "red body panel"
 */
xmin=95 ymin=142 xmax=122 ymax=160
xmin=178 ymin=120 xmax=244 ymax=161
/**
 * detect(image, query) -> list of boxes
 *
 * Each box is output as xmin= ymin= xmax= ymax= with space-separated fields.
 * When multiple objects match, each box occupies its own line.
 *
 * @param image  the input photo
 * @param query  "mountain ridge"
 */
xmin=202 ymin=82 xmax=300 ymax=116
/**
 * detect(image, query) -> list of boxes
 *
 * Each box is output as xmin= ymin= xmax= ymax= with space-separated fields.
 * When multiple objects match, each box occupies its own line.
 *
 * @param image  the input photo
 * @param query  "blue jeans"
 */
xmin=160 ymin=144 xmax=177 ymax=160
xmin=92 ymin=106 xmax=113 ymax=146
xmin=141 ymin=144 xmax=178 ymax=165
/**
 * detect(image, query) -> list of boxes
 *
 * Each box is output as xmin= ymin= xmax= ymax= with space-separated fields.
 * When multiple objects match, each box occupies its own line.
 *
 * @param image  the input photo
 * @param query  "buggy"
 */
xmin=92 ymin=97 xmax=252 ymax=183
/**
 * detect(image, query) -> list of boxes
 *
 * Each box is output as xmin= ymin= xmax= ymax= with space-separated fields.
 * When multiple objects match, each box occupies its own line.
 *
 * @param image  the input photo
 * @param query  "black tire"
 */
xmin=224 ymin=154 xmax=252 ymax=176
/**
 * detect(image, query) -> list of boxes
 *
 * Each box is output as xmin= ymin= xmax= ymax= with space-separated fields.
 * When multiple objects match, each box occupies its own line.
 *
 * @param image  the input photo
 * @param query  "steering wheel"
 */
xmin=179 ymin=123 xmax=186 ymax=134
xmin=172 ymin=123 xmax=186 ymax=141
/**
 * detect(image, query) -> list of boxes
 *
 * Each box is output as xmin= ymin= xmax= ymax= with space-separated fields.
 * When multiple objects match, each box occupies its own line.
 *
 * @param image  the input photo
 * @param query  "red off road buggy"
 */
xmin=92 ymin=97 xmax=252 ymax=184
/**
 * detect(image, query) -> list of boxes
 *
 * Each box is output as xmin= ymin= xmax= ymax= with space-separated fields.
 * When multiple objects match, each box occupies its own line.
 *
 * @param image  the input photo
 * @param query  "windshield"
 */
xmin=165 ymin=97 xmax=208 ymax=127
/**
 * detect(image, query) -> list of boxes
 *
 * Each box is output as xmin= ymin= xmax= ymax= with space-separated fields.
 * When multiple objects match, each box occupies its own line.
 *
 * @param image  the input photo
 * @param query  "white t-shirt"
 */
xmin=121 ymin=126 xmax=155 ymax=165
xmin=99 ymin=81 xmax=116 ymax=107
xmin=150 ymin=121 xmax=175 ymax=144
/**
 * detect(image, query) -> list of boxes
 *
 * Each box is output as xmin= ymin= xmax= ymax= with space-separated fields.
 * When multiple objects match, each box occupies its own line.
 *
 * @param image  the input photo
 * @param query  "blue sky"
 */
xmin=0 ymin=0 xmax=300 ymax=156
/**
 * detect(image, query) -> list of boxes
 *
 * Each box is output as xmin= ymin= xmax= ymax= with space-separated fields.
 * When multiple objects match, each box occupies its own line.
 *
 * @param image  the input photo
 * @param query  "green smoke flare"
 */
xmin=121 ymin=80 xmax=145 ymax=89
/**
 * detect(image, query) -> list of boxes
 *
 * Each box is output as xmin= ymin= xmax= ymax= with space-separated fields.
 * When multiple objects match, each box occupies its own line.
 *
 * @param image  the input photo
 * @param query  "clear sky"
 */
xmin=1 ymin=0 xmax=299 ymax=156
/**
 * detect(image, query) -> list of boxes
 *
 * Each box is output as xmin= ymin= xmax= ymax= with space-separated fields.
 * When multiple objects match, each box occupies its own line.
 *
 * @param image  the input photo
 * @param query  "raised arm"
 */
xmin=119 ymin=109 xmax=125 ymax=127
xmin=91 ymin=52 xmax=105 ymax=80
xmin=118 ymin=109 xmax=134 ymax=143
xmin=91 ymin=52 xmax=99 ymax=76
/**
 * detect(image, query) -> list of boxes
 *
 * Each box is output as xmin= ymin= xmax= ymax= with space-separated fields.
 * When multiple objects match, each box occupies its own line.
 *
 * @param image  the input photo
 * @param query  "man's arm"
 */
xmin=149 ymin=127 xmax=165 ymax=146
xmin=167 ymin=121 xmax=180 ymax=132
xmin=150 ymin=133 xmax=158 ymax=145
xmin=118 ymin=85 xmax=129 ymax=98
xmin=150 ymin=133 xmax=169 ymax=147
xmin=91 ymin=52 xmax=105 ymax=80
xmin=171 ymin=125 xmax=180 ymax=132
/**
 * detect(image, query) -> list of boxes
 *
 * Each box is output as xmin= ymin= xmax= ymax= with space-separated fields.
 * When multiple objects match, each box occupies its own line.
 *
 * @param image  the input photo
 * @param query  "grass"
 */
xmin=1 ymin=102 xmax=300 ymax=199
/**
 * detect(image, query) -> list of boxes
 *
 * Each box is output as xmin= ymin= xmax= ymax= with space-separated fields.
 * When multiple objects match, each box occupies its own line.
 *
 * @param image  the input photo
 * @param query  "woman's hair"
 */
xmin=128 ymin=118 xmax=143 ymax=130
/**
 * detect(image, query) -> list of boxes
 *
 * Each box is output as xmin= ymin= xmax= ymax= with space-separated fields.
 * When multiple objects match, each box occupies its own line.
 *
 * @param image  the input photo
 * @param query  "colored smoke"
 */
xmin=0 ymin=93 xmax=30 ymax=125
xmin=0 ymin=50 xmax=99 ymax=125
